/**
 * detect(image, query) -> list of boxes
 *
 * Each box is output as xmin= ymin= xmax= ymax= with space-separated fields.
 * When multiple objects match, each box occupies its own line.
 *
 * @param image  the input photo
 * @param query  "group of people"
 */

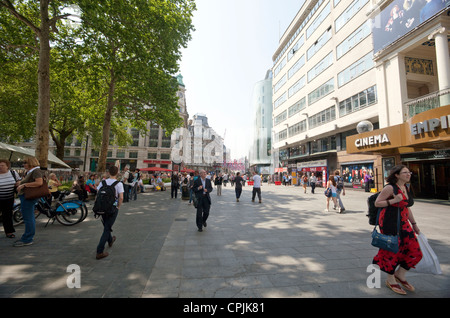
xmin=0 ymin=157 xmax=425 ymax=295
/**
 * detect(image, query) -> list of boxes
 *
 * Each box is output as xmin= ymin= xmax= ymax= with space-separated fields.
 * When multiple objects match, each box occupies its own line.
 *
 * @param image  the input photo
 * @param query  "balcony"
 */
xmin=405 ymin=88 xmax=450 ymax=119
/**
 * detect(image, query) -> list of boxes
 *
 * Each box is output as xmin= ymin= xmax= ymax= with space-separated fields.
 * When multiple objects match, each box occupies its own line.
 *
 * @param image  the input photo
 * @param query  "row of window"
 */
xmin=61 ymin=148 xmax=171 ymax=160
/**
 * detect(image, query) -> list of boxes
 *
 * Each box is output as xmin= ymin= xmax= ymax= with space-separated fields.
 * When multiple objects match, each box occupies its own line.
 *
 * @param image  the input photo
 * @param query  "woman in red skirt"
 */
xmin=373 ymin=165 xmax=422 ymax=295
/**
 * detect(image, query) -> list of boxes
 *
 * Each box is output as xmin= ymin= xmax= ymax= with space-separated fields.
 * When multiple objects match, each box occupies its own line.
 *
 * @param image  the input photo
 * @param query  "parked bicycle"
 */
xmin=12 ymin=191 xmax=88 ymax=227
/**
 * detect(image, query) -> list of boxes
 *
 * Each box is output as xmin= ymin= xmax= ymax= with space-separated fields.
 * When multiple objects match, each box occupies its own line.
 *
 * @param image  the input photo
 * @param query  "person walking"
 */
xmin=334 ymin=170 xmax=346 ymax=212
xmin=171 ymin=173 xmax=179 ymax=199
xmin=214 ymin=173 xmax=223 ymax=196
xmin=325 ymin=175 xmax=337 ymax=212
xmin=251 ymin=171 xmax=262 ymax=203
xmin=302 ymin=174 xmax=308 ymax=193
xmin=373 ymin=165 xmax=422 ymax=295
xmin=0 ymin=159 xmax=21 ymax=239
xmin=14 ymin=157 xmax=43 ymax=247
xmin=234 ymin=172 xmax=243 ymax=202
xmin=95 ymin=165 xmax=124 ymax=260
xmin=193 ymin=170 xmax=213 ymax=232
xmin=122 ymin=165 xmax=131 ymax=203
xmin=309 ymin=172 xmax=317 ymax=194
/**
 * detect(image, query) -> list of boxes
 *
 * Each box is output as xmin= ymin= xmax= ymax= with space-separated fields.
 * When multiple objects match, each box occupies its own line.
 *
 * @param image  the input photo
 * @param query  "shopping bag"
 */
xmin=412 ymin=233 xmax=442 ymax=275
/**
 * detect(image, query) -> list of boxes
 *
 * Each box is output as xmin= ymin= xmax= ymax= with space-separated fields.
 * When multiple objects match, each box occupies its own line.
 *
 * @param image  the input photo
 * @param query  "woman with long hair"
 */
xmin=373 ymin=165 xmax=422 ymax=295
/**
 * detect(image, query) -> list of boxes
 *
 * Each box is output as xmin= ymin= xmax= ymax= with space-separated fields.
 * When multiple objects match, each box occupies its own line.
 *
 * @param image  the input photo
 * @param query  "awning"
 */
xmin=140 ymin=167 xmax=172 ymax=172
xmin=0 ymin=142 xmax=71 ymax=169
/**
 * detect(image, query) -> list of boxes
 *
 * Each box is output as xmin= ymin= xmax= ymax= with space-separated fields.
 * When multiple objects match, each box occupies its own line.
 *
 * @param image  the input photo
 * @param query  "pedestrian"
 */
xmin=95 ymin=165 xmax=124 ymax=260
xmin=86 ymin=174 xmax=97 ymax=195
xmin=234 ymin=172 xmax=243 ymax=202
xmin=373 ymin=165 xmax=422 ymax=295
xmin=48 ymin=173 xmax=62 ymax=203
xmin=310 ymin=172 xmax=317 ymax=194
xmin=325 ymin=175 xmax=337 ymax=212
xmin=0 ymin=159 xmax=21 ymax=239
xmin=130 ymin=169 xmax=140 ymax=200
xmin=334 ymin=170 xmax=346 ymax=212
xmin=251 ymin=171 xmax=262 ymax=203
xmin=14 ymin=156 xmax=43 ymax=247
xmin=214 ymin=173 xmax=223 ymax=196
xmin=122 ymin=165 xmax=131 ymax=202
xmin=171 ymin=173 xmax=179 ymax=198
xmin=188 ymin=172 xmax=196 ymax=205
xmin=193 ymin=169 xmax=213 ymax=232
xmin=302 ymin=174 xmax=308 ymax=193
xmin=364 ymin=172 xmax=373 ymax=192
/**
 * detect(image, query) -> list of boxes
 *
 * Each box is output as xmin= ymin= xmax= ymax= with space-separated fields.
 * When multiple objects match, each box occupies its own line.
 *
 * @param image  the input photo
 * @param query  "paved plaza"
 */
xmin=0 ymin=183 xmax=449 ymax=299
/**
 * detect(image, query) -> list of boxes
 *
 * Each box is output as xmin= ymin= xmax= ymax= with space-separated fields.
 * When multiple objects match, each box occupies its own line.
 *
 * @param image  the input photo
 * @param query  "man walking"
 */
xmin=215 ymin=173 xmax=223 ymax=196
xmin=122 ymin=165 xmax=131 ymax=203
xmin=334 ymin=169 xmax=346 ymax=213
xmin=193 ymin=170 xmax=213 ymax=232
xmin=234 ymin=172 xmax=243 ymax=202
xmin=95 ymin=165 xmax=124 ymax=259
xmin=251 ymin=172 xmax=262 ymax=203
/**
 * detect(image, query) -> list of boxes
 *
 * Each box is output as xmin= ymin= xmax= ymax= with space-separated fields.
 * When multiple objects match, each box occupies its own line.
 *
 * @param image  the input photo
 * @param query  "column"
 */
xmin=429 ymin=27 xmax=450 ymax=107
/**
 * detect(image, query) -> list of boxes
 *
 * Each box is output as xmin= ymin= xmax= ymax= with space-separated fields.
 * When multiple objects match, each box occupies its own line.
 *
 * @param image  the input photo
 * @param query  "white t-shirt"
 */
xmin=97 ymin=178 xmax=124 ymax=201
xmin=252 ymin=175 xmax=262 ymax=188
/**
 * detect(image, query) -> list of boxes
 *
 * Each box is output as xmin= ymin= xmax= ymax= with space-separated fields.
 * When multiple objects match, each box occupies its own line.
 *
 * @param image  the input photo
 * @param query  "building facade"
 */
xmin=272 ymin=0 xmax=380 ymax=188
xmin=249 ymin=69 xmax=273 ymax=175
xmin=347 ymin=0 xmax=450 ymax=200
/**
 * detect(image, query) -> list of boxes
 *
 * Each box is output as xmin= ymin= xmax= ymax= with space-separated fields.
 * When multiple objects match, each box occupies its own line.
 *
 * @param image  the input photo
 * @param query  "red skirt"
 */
xmin=373 ymin=205 xmax=422 ymax=275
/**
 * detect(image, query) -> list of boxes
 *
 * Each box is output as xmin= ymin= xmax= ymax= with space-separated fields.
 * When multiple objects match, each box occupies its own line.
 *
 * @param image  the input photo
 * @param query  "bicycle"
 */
xmin=12 ymin=191 xmax=88 ymax=227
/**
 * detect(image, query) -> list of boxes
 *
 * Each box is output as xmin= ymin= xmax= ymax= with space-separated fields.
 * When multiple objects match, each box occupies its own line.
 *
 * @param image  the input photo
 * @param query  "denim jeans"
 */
xmin=97 ymin=207 xmax=118 ymax=254
xmin=336 ymin=189 xmax=345 ymax=209
xmin=19 ymin=195 xmax=37 ymax=243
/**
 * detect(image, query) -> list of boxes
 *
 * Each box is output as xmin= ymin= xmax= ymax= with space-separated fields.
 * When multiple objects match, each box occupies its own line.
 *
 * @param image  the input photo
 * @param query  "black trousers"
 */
xmin=0 ymin=197 xmax=15 ymax=234
xmin=97 ymin=207 xmax=118 ymax=254
xmin=252 ymin=187 xmax=261 ymax=201
xmin=196 ymin=196 xmax=210 ymax=230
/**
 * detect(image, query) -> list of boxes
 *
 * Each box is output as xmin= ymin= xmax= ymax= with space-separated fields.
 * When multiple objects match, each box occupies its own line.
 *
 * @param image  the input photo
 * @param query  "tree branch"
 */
xmin=0 ymin=0 xmax=41 ymax=36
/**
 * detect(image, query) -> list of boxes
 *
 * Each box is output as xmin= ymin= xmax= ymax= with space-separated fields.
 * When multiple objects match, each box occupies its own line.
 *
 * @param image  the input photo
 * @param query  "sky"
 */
xmin=179 ymin=0 xmax=306 ymax=160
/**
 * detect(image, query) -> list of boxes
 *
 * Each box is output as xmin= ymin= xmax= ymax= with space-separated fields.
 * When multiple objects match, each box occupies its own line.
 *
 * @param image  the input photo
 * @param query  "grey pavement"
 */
xmin=0 ymin=183 xmax=449 ymax=298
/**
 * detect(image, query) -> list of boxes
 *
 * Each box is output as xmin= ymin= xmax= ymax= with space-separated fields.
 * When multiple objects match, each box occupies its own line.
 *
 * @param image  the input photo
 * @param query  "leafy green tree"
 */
xmin=75 ymin=0 xmax=196 ymax=172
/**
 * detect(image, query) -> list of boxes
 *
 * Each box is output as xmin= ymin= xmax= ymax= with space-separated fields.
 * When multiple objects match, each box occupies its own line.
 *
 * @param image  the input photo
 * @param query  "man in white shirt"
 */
xmin=251 ymin=171 xmax=262 ymax=203
xmin=95 ymin=165 xmax=124 ymax=260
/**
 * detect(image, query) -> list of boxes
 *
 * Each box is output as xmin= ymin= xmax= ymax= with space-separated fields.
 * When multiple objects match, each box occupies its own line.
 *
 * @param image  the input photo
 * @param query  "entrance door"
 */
xmin=409 ymin=161 xmax=449 ymax=200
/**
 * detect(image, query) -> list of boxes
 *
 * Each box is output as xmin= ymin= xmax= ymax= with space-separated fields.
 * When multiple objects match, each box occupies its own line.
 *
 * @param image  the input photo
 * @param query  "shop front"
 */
xmin=347 ymin=105 xmax=450 ymax=199
xmin=297 ymin=159 xmax=328 ymax=188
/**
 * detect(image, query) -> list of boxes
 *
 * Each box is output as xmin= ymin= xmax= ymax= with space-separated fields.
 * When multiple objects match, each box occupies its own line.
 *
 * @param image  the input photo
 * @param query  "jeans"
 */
xmin=19 ymin=195 xmax=37 ymax=243
xmin=97 ymin=207 xmax=118 ymax=254
xmin=235 ymin=187 xmax=242 ymax=199
xmin=216 ymin=184 xmax=222 ymax=196
xmin=189 ymin=189 xmax=193 ymax=203
xmin=311 ymin=182 xmax=316 ymax=194
xmin=336 ymin=189 xmax=345 ymax=209
xmin=123 ymin=184 xmax=130 ymax=202
xmin=0 ymin=197 xmax=15 ymax=234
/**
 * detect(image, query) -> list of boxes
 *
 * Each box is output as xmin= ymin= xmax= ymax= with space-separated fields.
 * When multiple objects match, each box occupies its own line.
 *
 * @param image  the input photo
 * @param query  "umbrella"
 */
xmin=180 ymin=168 xmax=195 ymax=173
xmin=0 ymin=142 xmax=71 ymax=169
xmin=140 ymin=167 xmax=172 ymax=172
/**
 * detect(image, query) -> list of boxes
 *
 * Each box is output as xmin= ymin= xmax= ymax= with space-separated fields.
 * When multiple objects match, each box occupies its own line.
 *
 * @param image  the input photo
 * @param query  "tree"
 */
xmin=0 ymin=0 xmax=76 ymax=169
xmin=75 ymin=0 xmax=196 ymax=172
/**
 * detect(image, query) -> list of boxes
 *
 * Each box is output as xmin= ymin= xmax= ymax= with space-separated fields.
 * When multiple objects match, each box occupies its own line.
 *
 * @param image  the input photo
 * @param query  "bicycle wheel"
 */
xmin=55 ymin=201 xmax=86 ymax=225
xmin=12 ymin=203 xmax=41 ymax=226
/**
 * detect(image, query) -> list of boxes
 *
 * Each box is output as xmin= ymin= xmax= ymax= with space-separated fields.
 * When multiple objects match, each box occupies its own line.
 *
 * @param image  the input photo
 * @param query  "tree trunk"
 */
xmin=97 ymin=69 xmax=116 ymax=173
xmin=35 ymin=1 xmax=51 ymax=170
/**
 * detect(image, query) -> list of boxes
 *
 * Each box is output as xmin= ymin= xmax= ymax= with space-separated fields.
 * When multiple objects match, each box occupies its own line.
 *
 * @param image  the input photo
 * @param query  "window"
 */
xmin=335 ymin=0 xmax=369 ymax=33
xmin=307 ymin=26 xmax=332 ymax=60
xmin=288 ymin=54 xmax=305 ymax=79
xmin=307 ymin=51 xmax=333 ymax=83
xmin=308 ymin=78 xmax=334 ymax=105
xmin=288 ymin=120 xmax=307 ymax=137
xmin=339 ymin=85 xmax=377 ymax=116
xmin=131 ymin=128 xmax=140 ymax=147
xmin=337 ymin=52 xmax=373 ymax=87
xmin=274 ymin=110 xmax=287 ymax=126
xmin=274 ymin=92 xmax=287 ymax=109
xmin=288 ymin=97 xmax=306 ymax=117
xmin=129 ymin=152 xmax=138 ymax=159
xmin=308 ymin=106 xmax=336 ymax=129
xmin=148 ymin=125 xmax=159 ymax=147
xmin=160 ymin=153 xmax=170 ymax=160
xmin=274 ymin=74 xmax=287 ymax=93
xmin=287 ymin=34 xmax=305 ymax=61
xmin=336 ymin=21 xmax=370 ymax=60
xmin=288 ymin=76 xmax=306 ymax=98
xmin=273 ymin=57 xmax=286 ymax=78
xmin=306 ymin=2 xmax=331 ymax=39
xmin=147 ymin=152 xmax=157 ymax=159
xmin=117 ymin=151 xmax=125 ymax=159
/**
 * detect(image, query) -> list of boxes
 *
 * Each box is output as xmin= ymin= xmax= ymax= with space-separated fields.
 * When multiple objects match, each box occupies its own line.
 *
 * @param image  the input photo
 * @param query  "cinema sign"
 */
xmin=347 ymin=105 xmax=450 ymax=154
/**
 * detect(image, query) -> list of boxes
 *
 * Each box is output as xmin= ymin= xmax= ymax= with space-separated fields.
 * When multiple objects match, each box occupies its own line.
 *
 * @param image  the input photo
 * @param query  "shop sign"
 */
xmin=410 ymin=115 xmax=450 ymax=136
xmin=354 ymin=134 xmax=390 ymax=148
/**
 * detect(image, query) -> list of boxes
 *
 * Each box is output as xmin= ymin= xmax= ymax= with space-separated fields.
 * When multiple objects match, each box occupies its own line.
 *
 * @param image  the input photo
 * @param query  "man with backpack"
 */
xmin=122 ymin=165 xmax=132 ymax=203
xmin=94 ymin=165 xmax=124 ymax=260
xmin=334 ymin=169 xmax=345 ymax=213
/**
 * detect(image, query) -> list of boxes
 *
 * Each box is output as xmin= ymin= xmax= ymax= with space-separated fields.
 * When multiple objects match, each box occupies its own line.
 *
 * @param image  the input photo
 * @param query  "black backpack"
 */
xmin=127 ymin=172 xmax=134 ymax=183
xmin=93 ymin=180 xmax=119 ymax=217
xmin=367 ymin=184 xmax=398 ymax=225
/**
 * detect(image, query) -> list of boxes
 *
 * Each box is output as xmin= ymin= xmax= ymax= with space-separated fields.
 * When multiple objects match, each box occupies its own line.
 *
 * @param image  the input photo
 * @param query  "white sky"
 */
xmin=179 ymin=0 xmax=305 ymax=160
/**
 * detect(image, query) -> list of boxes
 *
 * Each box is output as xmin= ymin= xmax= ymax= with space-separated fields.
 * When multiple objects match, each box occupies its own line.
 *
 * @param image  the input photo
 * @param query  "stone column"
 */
xmin=429 ymin=27 xmax=450 ymax=107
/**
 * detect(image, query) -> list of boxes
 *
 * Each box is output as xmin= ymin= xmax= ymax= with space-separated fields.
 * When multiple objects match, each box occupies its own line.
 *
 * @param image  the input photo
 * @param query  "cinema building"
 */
xmin=271 ymin=0 xmax=449 ymax=199
xmin=347 ymin=0 xmax=450 ymax=200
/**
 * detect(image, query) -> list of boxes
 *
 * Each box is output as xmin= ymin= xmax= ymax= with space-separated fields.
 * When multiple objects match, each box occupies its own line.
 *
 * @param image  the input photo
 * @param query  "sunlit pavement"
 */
xmin=0 ymin=184 xmax=449 ymax=298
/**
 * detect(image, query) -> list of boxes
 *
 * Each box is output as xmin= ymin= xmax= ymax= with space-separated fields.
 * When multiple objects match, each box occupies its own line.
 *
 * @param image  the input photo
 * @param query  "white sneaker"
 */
xmin=324 ymin=209 xmax=329 ymax=212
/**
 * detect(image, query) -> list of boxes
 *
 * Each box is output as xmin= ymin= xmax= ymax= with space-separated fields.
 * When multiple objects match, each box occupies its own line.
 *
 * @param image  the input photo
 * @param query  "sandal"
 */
xmin=386 ymin=280 xmax=407 ymax=295
xmin=395 ymin=275 xmax=415 ymax=292
xmin=6 ymin=233 xmax=15 ymax=238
